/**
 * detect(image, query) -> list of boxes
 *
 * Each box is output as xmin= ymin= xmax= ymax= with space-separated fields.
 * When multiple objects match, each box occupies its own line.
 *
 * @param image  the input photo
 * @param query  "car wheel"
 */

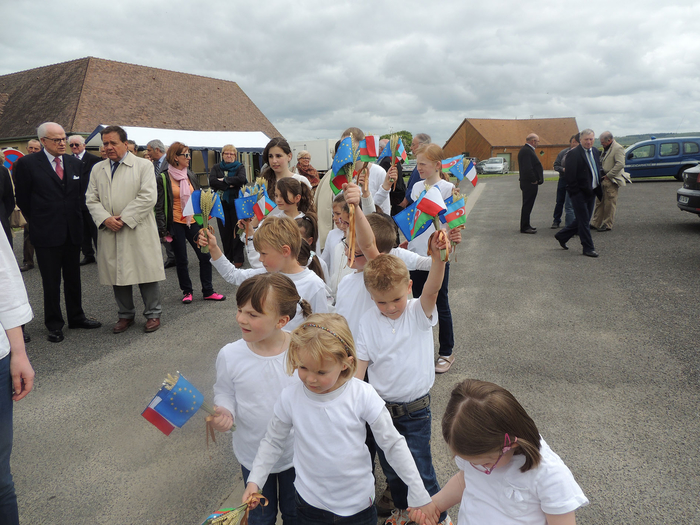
xmin=676 ymin=166 xmax=692 ymax=181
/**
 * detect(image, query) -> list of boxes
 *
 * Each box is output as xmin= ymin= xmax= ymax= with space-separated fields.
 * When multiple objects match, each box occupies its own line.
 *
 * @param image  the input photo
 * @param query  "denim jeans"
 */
xmin=553 ymin=177 xmax=575 ymax=227
xmin=295 ymin=492 xmax=376 ymax=525
xmin=410 ymin=264 xmax=453 ymax=357
xmin=170 ymin=221 xmax=214 ymax=296
xmin=376 ymin=405 xmax=446 ymax=523
xmin=0 ymin=355 xmax=19 ymax=525
xmin=241 ymin=465 xmax=297 ymax=525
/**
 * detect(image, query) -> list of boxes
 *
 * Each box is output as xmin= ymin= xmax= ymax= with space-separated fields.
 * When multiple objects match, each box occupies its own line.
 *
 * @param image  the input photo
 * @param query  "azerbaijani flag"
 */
xmin=359 ymin=136 xmax=380 ymax=162
xmin=393 ymin=200 xmax=433 ymax=241
xmin=440 ymin=195 xmax=467 ymax=229
xmin=442 ymin=155 xmax=461 ymax=173
xmin=377 ymin=138 xmax=408 ymax=164
xmin=253 ymin=187 xmax=276 ymax=220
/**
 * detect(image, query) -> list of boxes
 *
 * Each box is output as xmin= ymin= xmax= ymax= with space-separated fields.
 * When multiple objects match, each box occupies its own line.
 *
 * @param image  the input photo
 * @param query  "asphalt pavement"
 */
xmin=9 ymin=174 xmax=700 ymax=524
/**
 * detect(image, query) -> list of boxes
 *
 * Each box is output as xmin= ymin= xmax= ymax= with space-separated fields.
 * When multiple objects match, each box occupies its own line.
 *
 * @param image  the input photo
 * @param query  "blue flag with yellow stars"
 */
xmin=234 ymin=195 xmax=257 ymax=220
xmin=393 ymin=199 xmax=433 ymax=241
xmin=210 ymin=193 xmax=226 ymax=225
xmin=152 ymin=374 xmax=204 ymax=428
xmin=330 ymin=137 xmax=355 ymax=195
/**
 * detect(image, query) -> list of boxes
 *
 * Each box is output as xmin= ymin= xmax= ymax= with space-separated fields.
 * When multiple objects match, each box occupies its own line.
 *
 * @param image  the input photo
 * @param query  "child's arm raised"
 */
xmin=409 ymin=471 xmax=464 ymax=525
xmin=419 ymin=230 xmax=448 ymax=318
xmin=343 ymin=182 xmax=380 ymax=260
xmin=201 ymin=228 xmax=263 ymax=285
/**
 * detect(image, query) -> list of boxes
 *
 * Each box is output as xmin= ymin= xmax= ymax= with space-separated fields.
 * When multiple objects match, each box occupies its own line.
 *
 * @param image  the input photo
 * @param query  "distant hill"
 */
xmin=613 ymin=132 xmax=700 ymax=147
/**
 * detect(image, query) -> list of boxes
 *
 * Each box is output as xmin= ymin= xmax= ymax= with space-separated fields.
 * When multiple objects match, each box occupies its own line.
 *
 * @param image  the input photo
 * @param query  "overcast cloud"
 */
xmin=2 ymin=0 xmax=700 ymax=144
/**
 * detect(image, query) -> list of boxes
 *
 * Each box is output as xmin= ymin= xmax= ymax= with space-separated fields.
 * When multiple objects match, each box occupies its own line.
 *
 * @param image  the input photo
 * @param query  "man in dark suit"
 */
xmin=517 ymin=133 xmax=544 ymax=233
xmin=147 ymin=138 xmax=176 ymax=268
xmin=14 ymin=122 xmax=101 ymax=342
xmin=69 ymin=135 xmax=102 ymax=265
xmin=554 ymin=129 xmax=603 ymax=257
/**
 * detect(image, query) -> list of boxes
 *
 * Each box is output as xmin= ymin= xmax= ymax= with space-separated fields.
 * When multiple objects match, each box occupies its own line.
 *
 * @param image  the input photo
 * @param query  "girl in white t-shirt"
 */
xmin=242 ymin=314 xmax=439 ymax=525
xmin=409 ymin=379 xmax=589 ymax=525
xmin=276 ymin=177 xmax=316 ymax=219
xmin=210 ymin=273 xmax=312 ymax=525
xmin=261 ymin=137 xmax=313 ymax=199
xmin=297 ymin=215 xmax=329 ymax=284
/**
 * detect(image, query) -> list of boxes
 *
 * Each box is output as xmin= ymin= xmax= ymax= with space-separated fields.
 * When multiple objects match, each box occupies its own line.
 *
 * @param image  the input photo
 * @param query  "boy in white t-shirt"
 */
xmin=354 ymin=231 xmax=450 ymax=525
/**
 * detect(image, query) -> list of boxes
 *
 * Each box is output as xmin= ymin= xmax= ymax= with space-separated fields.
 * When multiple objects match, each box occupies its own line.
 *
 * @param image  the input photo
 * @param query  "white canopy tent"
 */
xmin=85 ymin=125 xmax=271 ymax=173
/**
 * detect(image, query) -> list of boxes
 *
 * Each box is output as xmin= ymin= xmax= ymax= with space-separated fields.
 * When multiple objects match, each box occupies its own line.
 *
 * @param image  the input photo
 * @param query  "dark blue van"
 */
xmin=625 ymin=137 xmax=700 ymax=180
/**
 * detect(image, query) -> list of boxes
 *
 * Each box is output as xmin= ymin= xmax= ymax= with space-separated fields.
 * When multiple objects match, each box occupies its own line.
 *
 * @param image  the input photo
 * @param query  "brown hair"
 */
xmin=298 ymin=238 xmax=325 ymax=282
xmin=366 ymin=212 xmax=397 ymax=254
xmin=253 ymin=215 xmax=302 ymax=259
xmin=296 ymin=213 xmax=318 ymax=245
xmin=166 ymin=141 xmax=188 ymax=166
xmin=442 ymin=379 xmax=542 ymax=473
xmin=277 ymin=177 xmax=315 ymax=215
xmin=287 ymin=313 xmax=356 ymax=380
xmin=363 ymin=254 xmax=410 ymax=292
xmin=236 ymin=273 xmax=311 ymax=321
xmin=261 ymin=137 xmax=292 ymax=196
xmin=341 ymin=127 xmax=365 ymax=141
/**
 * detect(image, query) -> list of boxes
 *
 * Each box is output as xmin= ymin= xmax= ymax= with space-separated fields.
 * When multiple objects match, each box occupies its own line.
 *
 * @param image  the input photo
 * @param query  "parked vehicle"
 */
xmin=625 ymin=136 xmax=700 ymax=181
xmin=677 ymin=165 xmax=700 ymax=216
xmin=481 ymin=157 xmax=509 ymax=174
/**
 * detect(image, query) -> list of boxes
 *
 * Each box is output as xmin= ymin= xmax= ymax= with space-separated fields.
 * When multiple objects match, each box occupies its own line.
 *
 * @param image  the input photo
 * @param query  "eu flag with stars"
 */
xmin=210 ymin=193 xmax=226 ymax=225
xmin=330 ymin=137 xmax=355 ymax=195
xmin=152 ymin=374 xmax=204 ymax=428
xmin=234 ymin=195 xmax=257 ymax=219
xmin=393 ymin=200 xmax=433 ymax=241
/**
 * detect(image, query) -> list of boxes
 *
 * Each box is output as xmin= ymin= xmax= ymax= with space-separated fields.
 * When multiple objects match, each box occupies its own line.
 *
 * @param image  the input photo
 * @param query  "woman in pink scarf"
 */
xmin=154 ymin=142 xmax=225 ymax=304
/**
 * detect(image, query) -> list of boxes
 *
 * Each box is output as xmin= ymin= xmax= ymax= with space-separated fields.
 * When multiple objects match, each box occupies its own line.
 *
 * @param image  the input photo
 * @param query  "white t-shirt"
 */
xmin=328 ymin=241 xmax=353 ymax=297
xmin=285 ymin=268 xmax=333 ymax=331
xmin=408 ymin=179 xmax=455 ymax=256
xmin=335 ymin=272 xmax=375 ymax=337
xmin=213 ymin=339 xmax=299 ymax=471
xmin=320 ymin=228 xmax=344 ymax=269
xmin=356 ymin=298 xmax=437 ymax=403
xmin=368 ymin=163 xmax=390 ymax=214
xmin=455 ymin=438 xmax=589 ymax=525
xmin=391 ymin=247 xmax=432 ymax=272
xmin=0 ymin=234 xmax=33 ymax=360
xmin=248 ymin=379 xmax=431 ymax=516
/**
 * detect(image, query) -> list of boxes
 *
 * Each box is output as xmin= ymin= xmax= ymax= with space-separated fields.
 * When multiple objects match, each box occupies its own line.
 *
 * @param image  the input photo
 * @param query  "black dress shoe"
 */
xmin=80 ymin=256 xmax=96 ymax=266
xmin=47 ymin=330 xmax=64 ymax=343
xmin=520 ymin=228 xmax=537 ymax=234
xmin=164 ymin=259 xmax=177 ymax=269
xmin=555 ymin=236 xmax=569 ymax=250
xmin=19 ymin=263 xmax=34 ymax=272
xmin=596 ymin=226 xmax=611 ymax=232
xmin=68 ymin=318 xmax=102 ymax=329
xmin=583 ymin=250 xmax=599 ymax=258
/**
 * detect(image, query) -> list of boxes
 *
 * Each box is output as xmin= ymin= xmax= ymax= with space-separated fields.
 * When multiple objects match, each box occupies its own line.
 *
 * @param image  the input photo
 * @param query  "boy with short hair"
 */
xmin=354 ymin=227 xmax=449 ymax=525
xmin=200 ymin=215 xmax=331 ymax=330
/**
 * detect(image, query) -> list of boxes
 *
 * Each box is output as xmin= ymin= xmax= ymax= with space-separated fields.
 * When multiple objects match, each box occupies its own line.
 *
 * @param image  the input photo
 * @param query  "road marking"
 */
xmin=464 ymin=182 xmax=486 ymax=220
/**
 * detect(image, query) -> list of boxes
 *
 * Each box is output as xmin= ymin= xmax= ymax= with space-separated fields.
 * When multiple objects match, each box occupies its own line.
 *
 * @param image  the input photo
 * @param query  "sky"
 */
xmin=2 ymin=0 xmax=700 ymax=146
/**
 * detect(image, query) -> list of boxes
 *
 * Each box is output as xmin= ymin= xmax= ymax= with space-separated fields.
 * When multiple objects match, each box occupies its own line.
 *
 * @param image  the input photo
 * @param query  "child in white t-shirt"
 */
xmin=242 ymin=314 xmax=440 ymax=525
xmin=296 ymin=214 xmax=329 ymax=284
xmin=409 ymin=379 xmax=589 ymax=525
xmin=199 ymin=215 xmax=331 ymax=331
xmin=354 ymin=232 xmax=450 ymax=525
xmin=210 ymin=273 xmax=312 ymax=525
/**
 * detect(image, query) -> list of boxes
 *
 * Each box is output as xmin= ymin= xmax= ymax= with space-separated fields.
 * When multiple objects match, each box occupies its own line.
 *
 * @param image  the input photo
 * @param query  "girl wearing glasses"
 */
xmin=155 ymin=142 xmax=225 ymax=304
xmin=409 ymin=379 xmax=588 ymax=525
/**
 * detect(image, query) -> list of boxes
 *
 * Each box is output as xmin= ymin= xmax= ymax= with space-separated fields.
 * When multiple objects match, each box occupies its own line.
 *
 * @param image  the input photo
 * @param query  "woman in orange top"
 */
xmin=155 ymin=142 xmax=225 ymax=304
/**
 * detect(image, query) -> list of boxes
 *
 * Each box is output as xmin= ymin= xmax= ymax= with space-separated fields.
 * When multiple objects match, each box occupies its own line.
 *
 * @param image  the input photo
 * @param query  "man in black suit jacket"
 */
xmin=14 ymin=123 xmax=101 ymax=342
xmin=517 ymin=133 xmax=544 ymax=233
xmin=69 ymin=135 xmax=102 ymax=265
xmin=554 ymin=129 xmax=604 ymax=257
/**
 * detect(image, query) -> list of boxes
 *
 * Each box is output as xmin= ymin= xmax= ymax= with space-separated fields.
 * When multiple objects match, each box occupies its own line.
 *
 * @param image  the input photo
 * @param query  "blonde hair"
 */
xmin=287 ymin=314 xmax=357 ymax=380
xmin=253 ymin=216 xmax=302 ymax=258
xmin=222 ymin=144 xmax=238 ymax=156
xmin=363 ymin=254 xmax=410 ymax=292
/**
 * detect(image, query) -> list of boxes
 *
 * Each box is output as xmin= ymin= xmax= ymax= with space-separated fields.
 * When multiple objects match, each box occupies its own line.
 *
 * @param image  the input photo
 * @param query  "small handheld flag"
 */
xmin=252 ymin=186 xmax=276 ymax=221
xmin=235 ymin=195 xmax=257 ymax=219
xmin=440 ymin=195 xmax=467 ymax=229
xmin=377 ymin=137 xmax=408 ymax=164
xmin=329 ymin=137 xmax=354 ymax=195
xmin=359 ymin=136 xmax=380 ymax=163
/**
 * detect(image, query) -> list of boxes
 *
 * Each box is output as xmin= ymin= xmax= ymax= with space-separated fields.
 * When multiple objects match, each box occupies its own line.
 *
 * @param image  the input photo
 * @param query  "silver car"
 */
xmin=481 ymin=157 xmax=509 ymax=174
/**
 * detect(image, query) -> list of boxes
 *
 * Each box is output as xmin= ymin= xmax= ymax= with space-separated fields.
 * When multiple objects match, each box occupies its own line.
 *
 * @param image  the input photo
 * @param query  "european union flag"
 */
xmin=332 ymin=137 xmax=354 ymax=174
xmin=152 ymin=374 xmax=204 ymax=428
xmin=234 ymin=195 xmax=256 ymax=219
xmin=210 ymin=193 xmax=225 ymax=225
xmin=393 ymin=199 xmax=432 ymax=241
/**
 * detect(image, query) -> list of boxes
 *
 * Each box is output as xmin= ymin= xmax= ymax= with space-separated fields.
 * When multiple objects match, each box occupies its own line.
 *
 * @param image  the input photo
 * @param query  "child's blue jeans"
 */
xmin=241 ymin=465 xmax=297 ymax=525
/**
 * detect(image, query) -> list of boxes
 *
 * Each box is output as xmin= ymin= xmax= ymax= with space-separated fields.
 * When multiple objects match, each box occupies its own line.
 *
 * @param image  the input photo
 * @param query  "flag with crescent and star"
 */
xmin=440 ymin=195 xmax=467 ymax=229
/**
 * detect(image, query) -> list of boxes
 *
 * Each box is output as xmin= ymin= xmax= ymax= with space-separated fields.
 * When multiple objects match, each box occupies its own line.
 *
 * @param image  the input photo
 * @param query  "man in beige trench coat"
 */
xmin=86 ymin=126 xmax=165 ymax=333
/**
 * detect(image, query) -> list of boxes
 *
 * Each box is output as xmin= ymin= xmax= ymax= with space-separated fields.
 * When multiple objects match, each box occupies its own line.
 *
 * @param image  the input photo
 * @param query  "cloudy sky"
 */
xmin=2 ymin=0 xmax=700 ymax=145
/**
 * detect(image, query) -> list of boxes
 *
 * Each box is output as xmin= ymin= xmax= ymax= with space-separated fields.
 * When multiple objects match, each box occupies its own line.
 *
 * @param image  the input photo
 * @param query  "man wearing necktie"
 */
xmin=554 ymin=129 xmax=604 ymax=257
xmin=69 ymin=135 xmax=102 ymax=266
xmin=13 ymin=122 xmax=102 ymax=342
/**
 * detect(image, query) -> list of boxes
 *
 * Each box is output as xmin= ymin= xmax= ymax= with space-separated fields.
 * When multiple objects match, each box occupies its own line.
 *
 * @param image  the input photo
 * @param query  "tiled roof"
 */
xmin=0 ymin=57 xmax=280 ymax=139
xmin=453 ymin=117 xmax=579 ymax=147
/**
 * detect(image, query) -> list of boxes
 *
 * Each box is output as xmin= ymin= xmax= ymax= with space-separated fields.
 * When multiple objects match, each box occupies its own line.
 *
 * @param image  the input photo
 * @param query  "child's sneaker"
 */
xmin=204 ymin=292 xmax=226 ymax=301
xmin=384 ymin=508 xmax=411 ymax=525
xmin=439 ymin=515 xmax=452 ymax=525
xmin=182 ymin=293 xmax=193 ymax=304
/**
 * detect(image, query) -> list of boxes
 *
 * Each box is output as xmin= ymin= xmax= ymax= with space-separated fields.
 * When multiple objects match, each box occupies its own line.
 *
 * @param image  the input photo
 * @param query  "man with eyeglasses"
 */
xmin=86 ymin=126 xmax=165 ymax=334
xmin=69 ymin=135 xmax=101 ymax=266
xmin=14 ymin=122 xmax=102 ymax=343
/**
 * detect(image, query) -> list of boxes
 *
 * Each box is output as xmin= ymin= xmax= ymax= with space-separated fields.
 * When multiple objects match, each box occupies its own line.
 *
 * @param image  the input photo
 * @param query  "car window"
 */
xmin=631 ymin=145 xmax=655 ymax=159
xmin=683 ymin=142 xmax=699 ymax=154
xmin=659 ymin=143 xmax=680 ymax=157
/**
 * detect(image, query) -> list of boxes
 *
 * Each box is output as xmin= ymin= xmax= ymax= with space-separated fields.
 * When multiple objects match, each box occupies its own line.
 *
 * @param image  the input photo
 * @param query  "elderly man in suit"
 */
xmin=590 ymin=131 xmax=630 ymax=232
xmin=69 ymin=135 xmax=102 ymax=266
xmin=518 ymin=133 xmax=544 ymax=233
xmin=86 ymin=126 xmax=165 ymax=333
xmin=14 ymin=122 xmax=101 ymax=342
xmin=555 ymin=129 xmax=604 ymax=257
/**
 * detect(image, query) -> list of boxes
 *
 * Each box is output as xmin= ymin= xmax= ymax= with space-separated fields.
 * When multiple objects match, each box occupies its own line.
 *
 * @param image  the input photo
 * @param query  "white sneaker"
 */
xmin=384 ymin=508 xmax=411 ymax=525
xmin=439 ymin=515 xmax=453 ymax=525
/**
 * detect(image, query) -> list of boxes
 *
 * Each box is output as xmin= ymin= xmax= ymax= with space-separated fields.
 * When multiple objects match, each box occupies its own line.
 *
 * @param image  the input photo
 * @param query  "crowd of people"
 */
xmin=0 ymin=122 xmax=590 ymax=525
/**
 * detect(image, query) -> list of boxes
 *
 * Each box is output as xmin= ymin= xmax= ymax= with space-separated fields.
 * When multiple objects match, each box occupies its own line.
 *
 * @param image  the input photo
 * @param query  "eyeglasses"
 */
xmin=44 ymin=137 xmax=67 ymax=144
xmin=469 ymin=434 xmax=517 ymax=475
xmin=342 ymin=238 xmax=364 ymax=259
xmin=177 ymin=152 xmax=191 ymax=158
xmin=222 ymin=152 xmax=236 ymax=157
xmin=69 ymin=143 xmax=82 ymax=148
